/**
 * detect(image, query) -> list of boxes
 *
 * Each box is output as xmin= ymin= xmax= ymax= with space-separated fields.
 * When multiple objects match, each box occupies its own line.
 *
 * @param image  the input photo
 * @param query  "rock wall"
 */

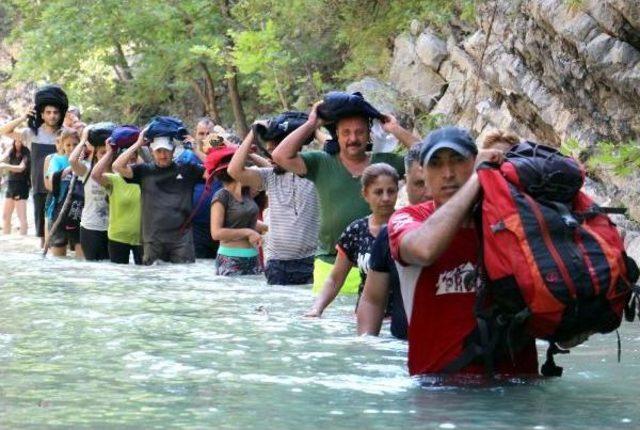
xmin=388 ymin=0 xmax=640 ymax=144
xmin=351 ymin=0 xmax=640 ymax=260
xmin=359 ymin=0 xmax=640 ymax=222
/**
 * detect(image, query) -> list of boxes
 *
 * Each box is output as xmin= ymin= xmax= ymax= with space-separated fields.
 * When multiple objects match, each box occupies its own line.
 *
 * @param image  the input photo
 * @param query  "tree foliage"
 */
xmin=3 ymin=0 xmax=475 ymax=132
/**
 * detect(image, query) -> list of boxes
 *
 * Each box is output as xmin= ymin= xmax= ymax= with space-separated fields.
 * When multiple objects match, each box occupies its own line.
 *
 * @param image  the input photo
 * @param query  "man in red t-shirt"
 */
xmin=388 ymin=126 xmax=538 ymax=376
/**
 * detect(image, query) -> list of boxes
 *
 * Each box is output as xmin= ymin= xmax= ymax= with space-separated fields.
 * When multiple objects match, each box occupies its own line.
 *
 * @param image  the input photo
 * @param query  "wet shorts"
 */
xmin=265 ymin=256 xmax=314 ymax=285
xmin=48 ymin=221 xmax=80 ymax=249
xmin=143 ymin=233 xmax=196 ymax=265
xmin=216 ymin=247 xmax=262 ymax=276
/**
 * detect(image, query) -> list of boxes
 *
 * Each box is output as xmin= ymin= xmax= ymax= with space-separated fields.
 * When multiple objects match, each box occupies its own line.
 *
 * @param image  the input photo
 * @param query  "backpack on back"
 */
xmin=449 ymin=141 xmax=639 ymax=376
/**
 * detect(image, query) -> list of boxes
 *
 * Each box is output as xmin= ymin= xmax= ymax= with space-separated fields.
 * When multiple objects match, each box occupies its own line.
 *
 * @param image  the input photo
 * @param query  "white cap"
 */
xmin=150 ymin=136 xmax=175 ymax=152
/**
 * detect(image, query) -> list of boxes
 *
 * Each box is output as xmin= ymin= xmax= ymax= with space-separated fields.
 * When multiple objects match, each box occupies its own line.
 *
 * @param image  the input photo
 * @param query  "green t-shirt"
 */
xmin=105 ymin=173 xmax=142 ymax=245
xmin=301 ymin=151 xmax=405 ymax=259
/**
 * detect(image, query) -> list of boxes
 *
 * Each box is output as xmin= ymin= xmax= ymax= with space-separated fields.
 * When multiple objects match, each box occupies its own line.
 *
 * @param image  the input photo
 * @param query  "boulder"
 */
xmin=389 ymin=34 xmax=447 ymax=110
xmin=415 ymin=30 xmax=448 ymax=71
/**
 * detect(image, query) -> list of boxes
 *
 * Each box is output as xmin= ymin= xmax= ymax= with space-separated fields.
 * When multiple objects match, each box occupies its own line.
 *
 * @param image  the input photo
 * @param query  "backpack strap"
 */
xmin=443 ymin=200 xmax=501 ymax=376
xmin=600 ymin=206 xmax=627 ymax=215
xmin=179 ymin=177 xmax=214 ymax=235
xmin=540 ymin=342 xmax=570 ymax=377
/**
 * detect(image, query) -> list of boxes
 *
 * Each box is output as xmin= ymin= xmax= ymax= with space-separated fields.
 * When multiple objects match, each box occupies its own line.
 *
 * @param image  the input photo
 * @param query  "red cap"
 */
xmin=204 ymin=145 xmax=237 ymax=176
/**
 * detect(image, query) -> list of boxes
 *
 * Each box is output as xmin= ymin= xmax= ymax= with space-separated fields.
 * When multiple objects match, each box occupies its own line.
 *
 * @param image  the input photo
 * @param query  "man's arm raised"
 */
xmin=113 ymin=128 xmax=146 ymax=179
xmin=227 ymin=127 xmax=264 ymax=190
xmin=381 ymin=114 xmax=420 ymax=148
xmin=398 ymin=149 xmax=504 ymax=266
xmin=0 ymin=107 xmax=35 ymax=146
xmin=272 ymin=102 xmax=323 ymax=176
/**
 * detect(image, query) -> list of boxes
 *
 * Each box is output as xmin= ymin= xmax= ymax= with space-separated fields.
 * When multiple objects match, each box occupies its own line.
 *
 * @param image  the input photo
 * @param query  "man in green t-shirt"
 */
xmin=273 ymin=101 xmax=419 ymax=261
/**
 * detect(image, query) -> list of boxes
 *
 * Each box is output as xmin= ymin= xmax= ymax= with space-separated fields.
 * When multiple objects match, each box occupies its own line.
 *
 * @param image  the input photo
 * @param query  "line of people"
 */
xmin=1 ymin=84 xmax=540 ymax=378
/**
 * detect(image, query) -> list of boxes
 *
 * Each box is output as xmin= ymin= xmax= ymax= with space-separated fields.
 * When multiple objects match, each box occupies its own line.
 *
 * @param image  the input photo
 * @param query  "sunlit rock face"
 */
xmin=383 ymin=0 xmax=640 ymax=222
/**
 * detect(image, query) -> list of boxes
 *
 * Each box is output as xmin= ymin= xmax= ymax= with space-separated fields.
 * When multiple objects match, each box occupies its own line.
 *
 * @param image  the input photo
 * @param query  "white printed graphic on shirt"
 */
xmin=390 ymin=212 xmax=416 ymax=230
xmin=357 ymin=252 xmax=371 ymax=274
xmin=435 ymin=262 xmax=479 ymax=295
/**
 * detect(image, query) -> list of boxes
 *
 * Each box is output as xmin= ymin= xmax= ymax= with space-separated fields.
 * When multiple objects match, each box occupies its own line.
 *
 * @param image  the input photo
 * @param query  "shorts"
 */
xmin=265 ymin=256 xmax=314 ymax=285
xmin=216 ymin=247 xmax=262 ymax=276
xmin=5 ymin=181 xmax=29 ymax=200
xmin=143 ymin=233 xmax=195 ymax=265
xmin=312 ymin=257 xmax=361 ymax=295
xmin=48 ymin=221 xmax=80 ymax=249
xmin=80 ymin=227 xmax=110 ymax=261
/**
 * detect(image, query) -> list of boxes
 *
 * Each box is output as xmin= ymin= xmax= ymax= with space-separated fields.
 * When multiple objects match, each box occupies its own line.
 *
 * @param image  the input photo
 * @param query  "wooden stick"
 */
xmin=42 ymin=174 xmax=78 ymax=257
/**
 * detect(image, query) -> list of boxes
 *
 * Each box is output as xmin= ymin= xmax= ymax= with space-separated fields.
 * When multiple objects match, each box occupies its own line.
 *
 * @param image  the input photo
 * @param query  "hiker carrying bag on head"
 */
xmin=445 ymin=141 xmax=640 ymax=377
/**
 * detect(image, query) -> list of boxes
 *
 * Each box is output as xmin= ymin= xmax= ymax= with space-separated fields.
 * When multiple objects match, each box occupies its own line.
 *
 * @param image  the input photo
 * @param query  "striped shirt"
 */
xmin=257 ymin=168 xmax=320 ymax=261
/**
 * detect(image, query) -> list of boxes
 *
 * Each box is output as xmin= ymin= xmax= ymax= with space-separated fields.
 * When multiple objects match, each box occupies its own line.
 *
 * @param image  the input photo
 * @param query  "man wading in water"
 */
xmin=0 ymin=85 xmax=68 ymax=247
xmin=113 ymin=127 xmax=205 ymax=265
xmin=387 ymin=126 xmax=538 ymax=376
xmin=273 ymin=99 xmax=419 ymax=291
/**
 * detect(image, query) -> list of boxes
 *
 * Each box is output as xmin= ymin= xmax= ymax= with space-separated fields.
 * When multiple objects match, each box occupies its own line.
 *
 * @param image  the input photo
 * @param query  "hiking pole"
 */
xmin=42 ymin=174 xmax=78 ymax=257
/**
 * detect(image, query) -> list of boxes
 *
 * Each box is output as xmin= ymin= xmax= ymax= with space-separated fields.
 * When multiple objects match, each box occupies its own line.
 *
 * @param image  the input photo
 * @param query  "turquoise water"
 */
xmin=0 ymin=244 xmax=639 ymax=429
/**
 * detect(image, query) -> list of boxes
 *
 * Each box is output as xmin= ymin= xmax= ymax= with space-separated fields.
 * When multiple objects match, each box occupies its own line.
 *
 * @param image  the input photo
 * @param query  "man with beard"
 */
xmin=387 ymin=126 xmax=538 ymax=376
xmin=0 ymin=85 xmax=68 ymax=246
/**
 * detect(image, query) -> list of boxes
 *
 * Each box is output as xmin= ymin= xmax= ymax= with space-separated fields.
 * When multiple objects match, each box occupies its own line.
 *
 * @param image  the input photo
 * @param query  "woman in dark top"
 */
xmin=209 ymin=147 xmax=267 ymax=276
xmin=1 ymin=138 xmax=31 ymax=235
xmin=305 ymin=163 xmax=399 ymax=317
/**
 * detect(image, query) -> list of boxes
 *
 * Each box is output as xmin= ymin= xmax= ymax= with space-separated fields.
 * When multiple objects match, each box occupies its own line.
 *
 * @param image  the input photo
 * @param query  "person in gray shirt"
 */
xmin=228 ymin=118 xmax=321 ymax=285
xmin=0 ymin=94 xmax=66 ymax=245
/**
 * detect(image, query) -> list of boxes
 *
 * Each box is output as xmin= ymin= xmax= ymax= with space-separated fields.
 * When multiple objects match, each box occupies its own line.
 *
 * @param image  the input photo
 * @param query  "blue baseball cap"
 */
xmin=419 ymin=126 xmax=478 ymax=166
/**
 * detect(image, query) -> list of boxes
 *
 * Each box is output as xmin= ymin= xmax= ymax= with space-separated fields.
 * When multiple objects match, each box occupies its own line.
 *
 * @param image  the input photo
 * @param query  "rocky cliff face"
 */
xmin=388 ymin=0 xmax=640 ymax=146
xmin=353 ymin=0 xmax=640 ymax=258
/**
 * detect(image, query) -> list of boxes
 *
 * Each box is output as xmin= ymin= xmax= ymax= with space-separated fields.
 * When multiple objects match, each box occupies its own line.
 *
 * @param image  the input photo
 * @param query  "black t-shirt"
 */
xmin=337 ymin=217 xmax=375 ymax=296
xmin=130 ymin=162 xmax=204 ymax=243
xmin=369 ymin=226 xmax=408 ymax=340
xmin=8 ymin=147 xmax=30 ymax=184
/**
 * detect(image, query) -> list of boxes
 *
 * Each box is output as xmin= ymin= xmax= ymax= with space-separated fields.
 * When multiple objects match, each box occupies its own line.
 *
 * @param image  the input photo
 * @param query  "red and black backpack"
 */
xmin=446 ymin=141 xmax=640 ymax=377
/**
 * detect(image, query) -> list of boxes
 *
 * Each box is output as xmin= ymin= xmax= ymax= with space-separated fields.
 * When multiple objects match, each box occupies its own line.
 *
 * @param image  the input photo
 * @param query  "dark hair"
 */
xmin=361 ymin=163 xmax=399 ymax=189
xmin=9 ymin=139 xmax=28 ymax=160
xmin=404 ymin=141 xmax=424 ymax=171
xmin=214 ymin=169 xmax=234 ymax=184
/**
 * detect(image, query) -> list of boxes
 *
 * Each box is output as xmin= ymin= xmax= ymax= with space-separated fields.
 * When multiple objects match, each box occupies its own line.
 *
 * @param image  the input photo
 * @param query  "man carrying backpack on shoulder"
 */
xmin=388 ymin=126 xmax=539 ymax=377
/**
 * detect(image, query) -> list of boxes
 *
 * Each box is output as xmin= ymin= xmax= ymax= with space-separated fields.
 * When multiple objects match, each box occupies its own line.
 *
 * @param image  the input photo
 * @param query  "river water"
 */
xmin=0 ymin=236 xmax=639 ymax=429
